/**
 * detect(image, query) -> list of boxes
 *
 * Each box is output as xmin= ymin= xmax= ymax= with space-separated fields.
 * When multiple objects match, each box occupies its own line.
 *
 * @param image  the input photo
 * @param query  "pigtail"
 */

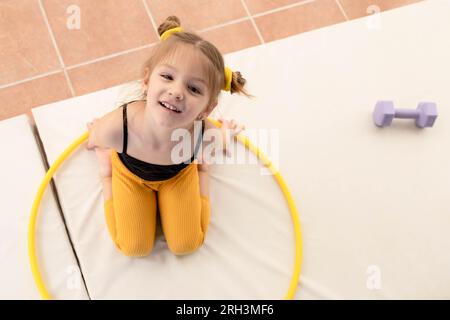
xmin=230 ymin=71 xmax=255 ymax=99
xmin=158 ymin=16 xmax=181 ymax=37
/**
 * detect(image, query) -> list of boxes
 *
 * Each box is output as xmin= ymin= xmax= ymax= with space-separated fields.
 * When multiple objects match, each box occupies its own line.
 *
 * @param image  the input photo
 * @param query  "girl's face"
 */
xmin=144 ymin=45 xmax=215 ymax=129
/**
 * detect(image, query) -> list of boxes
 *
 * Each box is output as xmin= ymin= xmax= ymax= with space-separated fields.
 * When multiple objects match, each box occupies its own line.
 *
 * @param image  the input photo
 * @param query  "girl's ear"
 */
xmin=143 ymin=67 xmax=150 ymax=80
xmin=142 ymin=67 xmax=150 ymax=92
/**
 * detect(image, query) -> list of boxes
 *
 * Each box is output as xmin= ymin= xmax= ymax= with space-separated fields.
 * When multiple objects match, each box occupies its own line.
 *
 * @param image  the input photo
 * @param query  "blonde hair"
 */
xmin=140 ymin=16 xmax=253 ymax=108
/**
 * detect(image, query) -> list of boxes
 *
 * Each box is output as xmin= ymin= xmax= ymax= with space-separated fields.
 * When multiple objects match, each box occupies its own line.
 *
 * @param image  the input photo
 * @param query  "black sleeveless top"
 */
xmin=117 ymin=102 xmax=204 ymax=181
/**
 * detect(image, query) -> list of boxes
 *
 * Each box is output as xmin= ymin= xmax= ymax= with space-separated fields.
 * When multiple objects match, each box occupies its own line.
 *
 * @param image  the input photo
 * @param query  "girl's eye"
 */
xmin=189 ymin=86 xmax=201 ymax=94
xmin=161 ymin=74 xmax=202 ymax=95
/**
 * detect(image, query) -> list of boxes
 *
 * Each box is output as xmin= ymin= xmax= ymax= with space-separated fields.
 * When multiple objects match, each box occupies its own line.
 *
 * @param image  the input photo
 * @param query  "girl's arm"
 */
xmin=86 ymin=109 xmax=122 ymax=151
xmin=197 ymin=118 xmax=245 ymax=198
xmin=198 ymin=164 xmax=209 ymax=198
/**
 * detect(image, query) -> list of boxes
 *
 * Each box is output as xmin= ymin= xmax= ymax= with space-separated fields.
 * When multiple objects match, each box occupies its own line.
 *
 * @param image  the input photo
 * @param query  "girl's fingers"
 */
xmin=219 ymin=119 xmax=244 ymax=133
xmin=233 ymin=129 xmax=242 ymax=136
xmin=87 ymin=119 xmax=97 ymax=129
xmin=85 ymin=142 xmax=94 ymax=150
xmin=235 ymin=124 xmax=245 ymax=134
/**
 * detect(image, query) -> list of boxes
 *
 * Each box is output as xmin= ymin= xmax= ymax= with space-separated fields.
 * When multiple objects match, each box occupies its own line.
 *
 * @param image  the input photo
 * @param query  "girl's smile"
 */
xmin=158 ymin=100 xmax=182 ymax=113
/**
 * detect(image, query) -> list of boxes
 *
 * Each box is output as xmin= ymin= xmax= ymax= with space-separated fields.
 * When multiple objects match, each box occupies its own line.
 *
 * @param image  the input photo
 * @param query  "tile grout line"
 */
xmin=37 ymin=0 xmax=76 ymax=96
xmin=141 ymin=0 xmax=160 ymax=39
xmin=335 ymin=0 xmax=349 ymax=21
xmin=251 ymin=0 xmax=317 ymax=18
xmin=0 ymin=70 xmax=62 ymax=90
xmin=66 ymin=44 xmax=155 ymax=70
xmin=197 ymin=16 xmax=251 ymax=33
xmin=0 ymin=45 xmax=155 ymax=90
xmin=239 ymin=0 xmax=265 ymax=45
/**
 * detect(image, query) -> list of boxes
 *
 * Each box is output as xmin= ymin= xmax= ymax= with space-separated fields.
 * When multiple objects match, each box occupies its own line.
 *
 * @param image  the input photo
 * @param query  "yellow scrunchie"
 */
xmin=160 ymin=27 xmax=183 ymax=41
xmin=160 ymin=27 xmax=232 ymax=92
xmin=223 ymin=67 xmax=232 ymax=92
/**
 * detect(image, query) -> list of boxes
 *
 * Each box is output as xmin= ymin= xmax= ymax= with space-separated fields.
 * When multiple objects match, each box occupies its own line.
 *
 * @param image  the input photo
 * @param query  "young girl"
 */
xmin=86 ymin=16 xmax=252 ymax=257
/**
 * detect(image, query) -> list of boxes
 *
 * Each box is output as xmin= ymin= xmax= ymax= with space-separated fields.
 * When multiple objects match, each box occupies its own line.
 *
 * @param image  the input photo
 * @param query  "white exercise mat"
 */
xmin=32 ymin=84 xmax=293 ymax=299
xmin=0 ymin=115 xmax=88 ymax=299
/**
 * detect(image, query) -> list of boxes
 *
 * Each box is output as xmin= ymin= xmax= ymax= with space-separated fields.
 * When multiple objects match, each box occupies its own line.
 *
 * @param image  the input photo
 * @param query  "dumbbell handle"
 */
xmin=394 ymin=108 xmax=420 ymax=119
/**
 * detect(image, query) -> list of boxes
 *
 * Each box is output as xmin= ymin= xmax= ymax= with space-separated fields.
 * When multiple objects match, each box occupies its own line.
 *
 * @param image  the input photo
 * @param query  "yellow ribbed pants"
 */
xmin=103 ymin=150 xmax=210 ymax=257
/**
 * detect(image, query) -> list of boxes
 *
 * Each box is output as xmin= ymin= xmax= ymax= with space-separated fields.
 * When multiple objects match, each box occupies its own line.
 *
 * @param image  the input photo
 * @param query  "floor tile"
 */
xmin=0 ymin=0 xmax=60 ymax=85
xmin=42 ymin=0 xmax=157 ymax=66
xmin=67 ymin=47 xmax=153 ymax=96
xmin=0 ymin=73 xmax=72 ymax=121
xmin=199 ymin=20 xmax=261 ymax=55
xmin=255 ymin=0 xmax=346 ymax=43
xmin=146 ymin=0 xmax=247 ymax=31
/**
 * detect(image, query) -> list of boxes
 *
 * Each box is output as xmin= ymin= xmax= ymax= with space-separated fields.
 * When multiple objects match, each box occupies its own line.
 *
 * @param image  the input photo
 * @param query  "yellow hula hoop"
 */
xmin=28 ymin=118 xmax=302 ymax=300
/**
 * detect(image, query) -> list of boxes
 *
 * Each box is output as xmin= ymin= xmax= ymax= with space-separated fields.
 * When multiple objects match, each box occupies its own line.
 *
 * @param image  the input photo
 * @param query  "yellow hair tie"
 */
xmin=160 ymin=26 xmax=233 ymax=92
xmin=160 ymin=26 xmax=183 ymax=41
xmin=223 ymin=67 xmax=232 ymax=92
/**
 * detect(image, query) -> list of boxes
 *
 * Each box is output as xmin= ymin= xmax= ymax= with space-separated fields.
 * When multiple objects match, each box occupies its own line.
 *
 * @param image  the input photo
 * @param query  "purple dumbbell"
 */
xmin=373 ymin=101 xmax=438 ymax=128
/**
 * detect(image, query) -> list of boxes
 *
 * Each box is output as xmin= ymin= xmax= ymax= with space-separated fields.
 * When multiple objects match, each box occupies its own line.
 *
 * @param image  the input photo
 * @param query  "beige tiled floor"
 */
xmin=0 ymin=0 xmax=422 ymax=121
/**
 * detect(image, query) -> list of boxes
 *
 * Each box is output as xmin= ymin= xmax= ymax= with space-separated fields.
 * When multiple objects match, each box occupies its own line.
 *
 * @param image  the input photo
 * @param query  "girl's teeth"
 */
xmin=161 ymin=101 xmax=180 ymax=112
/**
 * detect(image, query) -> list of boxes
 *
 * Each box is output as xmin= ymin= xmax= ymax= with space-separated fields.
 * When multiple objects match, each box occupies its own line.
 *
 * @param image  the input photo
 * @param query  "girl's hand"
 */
xmin=196 ymin=157 xmax=209 ymax=173
xmin=217 ymin=118 xmax=245 ymax=156
xmin=218 ymin=118 xmax=245 ymax=137
xmin=85 ymin=118 xmax=99 ymax=150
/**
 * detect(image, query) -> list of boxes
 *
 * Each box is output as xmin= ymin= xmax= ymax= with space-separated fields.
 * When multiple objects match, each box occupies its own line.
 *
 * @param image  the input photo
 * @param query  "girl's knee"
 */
xmin=115 ymin=239 xmax=154 ymax=257
xmin=167 ymin=235 xmax=204 ymax=256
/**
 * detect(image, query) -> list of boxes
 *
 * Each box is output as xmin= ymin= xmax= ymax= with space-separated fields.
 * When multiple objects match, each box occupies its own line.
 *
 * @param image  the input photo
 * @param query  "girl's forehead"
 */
xmin=159 ymin=45 xmax=208 ymax=76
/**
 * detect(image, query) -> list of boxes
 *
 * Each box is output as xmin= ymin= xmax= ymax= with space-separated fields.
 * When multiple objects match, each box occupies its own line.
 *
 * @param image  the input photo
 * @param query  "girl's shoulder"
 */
xmin=114 ymin=100 xmax=145 ymax=153
xmin=92 ymin=100 xmax=143 ymax=153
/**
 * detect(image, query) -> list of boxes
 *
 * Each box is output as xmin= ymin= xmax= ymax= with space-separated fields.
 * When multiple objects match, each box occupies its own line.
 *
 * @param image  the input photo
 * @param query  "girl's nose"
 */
xmin=173 ymin=93 xmax=183 ymax=100
xmin=169 ymin=84 xmax=184 ymax=100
